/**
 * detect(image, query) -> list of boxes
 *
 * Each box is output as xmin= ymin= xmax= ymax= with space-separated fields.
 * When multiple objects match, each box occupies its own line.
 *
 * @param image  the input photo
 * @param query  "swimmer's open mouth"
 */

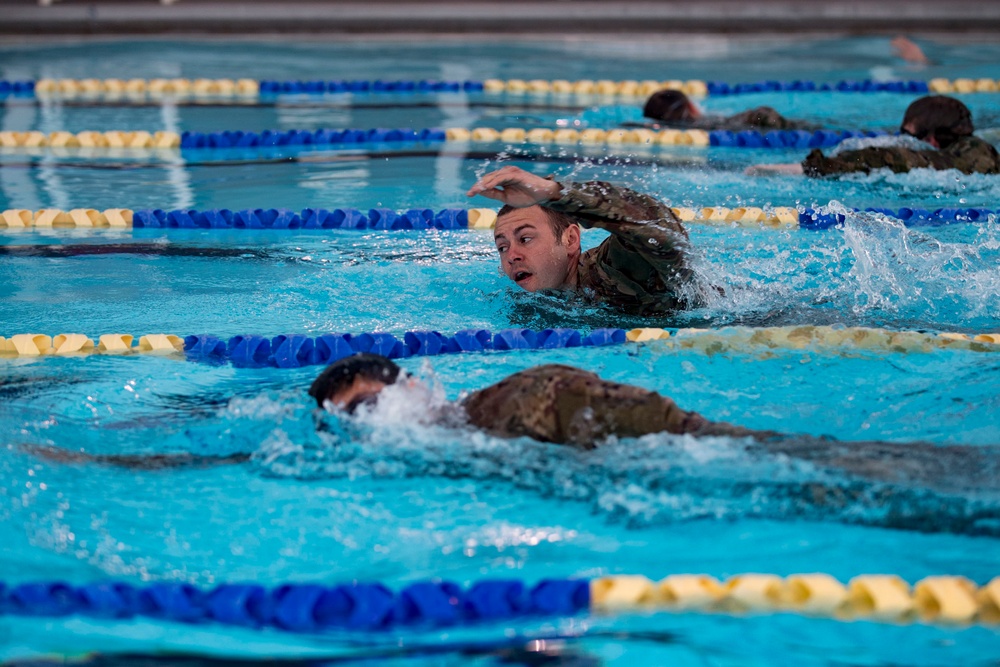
xmin=514 ymin=271 xmax=532 ymax=283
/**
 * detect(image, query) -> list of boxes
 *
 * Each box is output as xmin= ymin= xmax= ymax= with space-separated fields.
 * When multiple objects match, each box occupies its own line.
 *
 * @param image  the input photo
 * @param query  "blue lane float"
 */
xmin=799 ymin=206 xmax=995 ymax=229
xmin=131 ymin=208 xmax=470 ymax=230
xmin=178 ymin=127 xmax=446 ymax=149
xmin=0 ymin=80 xmax=36 ymax=96
xmin=706 ymin=79 xmax=930 ymax=96
xmin=708 ymin=128 xmax=888 ymax=149
xmin=0 ymin=578 xmax=589 ymax=632
xmin=258 ymin=79 xmax=486 ymax=94
xmin=179 ymin=327 xmax=629 ymax=368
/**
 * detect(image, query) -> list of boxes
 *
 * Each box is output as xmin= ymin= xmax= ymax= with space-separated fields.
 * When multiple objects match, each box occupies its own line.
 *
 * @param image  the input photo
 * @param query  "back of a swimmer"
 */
xmin=636 ymin=89 xmax=806 ymax=132
xmin=24 ymin=354 xmax=999 ymax=496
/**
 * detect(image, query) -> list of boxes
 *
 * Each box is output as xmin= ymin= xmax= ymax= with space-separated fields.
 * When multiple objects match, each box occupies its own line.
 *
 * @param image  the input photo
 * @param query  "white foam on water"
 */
xmin=828 ymin=134 xmax=931 ymax=156
xmin=242 ymin=397 xmax=999 ymax=536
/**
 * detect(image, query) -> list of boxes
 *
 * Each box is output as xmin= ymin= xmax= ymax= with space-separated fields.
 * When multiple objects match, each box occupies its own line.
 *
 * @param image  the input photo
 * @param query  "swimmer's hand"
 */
xmin=466 ymin=166 xmax=562 ymax=207
xmin=744 ymin=163 xmax=805 ymax=176
xmin=891 ymin=36 xmax=930 ymax=65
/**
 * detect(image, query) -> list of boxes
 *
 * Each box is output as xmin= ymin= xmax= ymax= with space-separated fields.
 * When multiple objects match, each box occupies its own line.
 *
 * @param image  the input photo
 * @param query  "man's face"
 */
xmin=494 ymin=206 xmax=577 ymax=292
xmin=901 ymin=121 xmax=939 ymax=148
xmin=328 ymin=376 xmax=388 ymax=414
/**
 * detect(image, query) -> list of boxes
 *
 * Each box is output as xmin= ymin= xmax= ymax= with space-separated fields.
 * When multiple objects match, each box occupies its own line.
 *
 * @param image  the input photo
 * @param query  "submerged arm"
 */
xmin=23 ymin=444 xmax=250 ymax=470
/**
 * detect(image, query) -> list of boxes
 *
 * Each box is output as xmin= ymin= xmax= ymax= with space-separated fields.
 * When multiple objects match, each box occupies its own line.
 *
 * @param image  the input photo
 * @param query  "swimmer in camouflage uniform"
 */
xmin=749 ymin=96 xmax=1000 ymax=176
xmin=637 ymin=89 xmax=810 ymax=132
xmin=308 ymin=355 xmax=998 ymax=497
xmin=25 ymin=354 xmax=999 ymax=506
xmin=467 ymin=166 xmax=701 ymax=316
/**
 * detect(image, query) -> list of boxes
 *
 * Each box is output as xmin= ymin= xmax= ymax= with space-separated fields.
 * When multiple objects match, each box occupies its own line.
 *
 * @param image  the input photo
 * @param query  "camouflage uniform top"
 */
xmin=696 ymin=106 xmax=807 ymax=132
xmin=459 ymin=364 xmax=999 ymax=495
xmin=461 ymin=364 xmax=758 ymax=448
xmin=802 ymin=135 xmax=1000 ymax=176
xmin=631 ymin=106 xmax=809 ymax=132
xmin=544 ymin=180 xmax=696 ymax=315
xmin=27 ymin=362 xmax=999 ymax=499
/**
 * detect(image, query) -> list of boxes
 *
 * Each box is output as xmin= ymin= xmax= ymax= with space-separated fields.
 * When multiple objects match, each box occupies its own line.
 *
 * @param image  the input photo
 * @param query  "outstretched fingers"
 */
xmin=467 ymin=167 xmax=562 ymax=208
xmin=467 ymin=169 xmax=518 ymax=197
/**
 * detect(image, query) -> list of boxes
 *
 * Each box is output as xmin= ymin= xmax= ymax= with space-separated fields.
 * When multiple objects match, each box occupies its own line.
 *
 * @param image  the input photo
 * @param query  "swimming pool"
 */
xmin=1 ymin=35 xmax=999 ymax=665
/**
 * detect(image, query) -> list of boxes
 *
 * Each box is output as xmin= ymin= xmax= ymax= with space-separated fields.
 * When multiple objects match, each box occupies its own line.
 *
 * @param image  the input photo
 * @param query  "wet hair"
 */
xmin=308 ymin=353 xmax=401 ymax=408
xmin=642 ymin=90 xmax=696 ymax=122
xmin=900 ymin=95 xmax=974 ymax=149
xmin=497 ymin=204 xmax=578 ymax=241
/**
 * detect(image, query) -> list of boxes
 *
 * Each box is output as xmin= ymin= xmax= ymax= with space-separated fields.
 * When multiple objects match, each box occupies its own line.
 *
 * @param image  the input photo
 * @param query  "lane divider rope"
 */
xmin=592 ymin=573 xmax=1000 ymax=626
xmin=445 ymin=127 xmax=890 ymax=149
xmin=10 ymin=77 xmax=995 ymax=99
xmin=0 ymin=207 xmax=497 ymax=230
xmin=1 ymin=206 xmax=993 ymax=231
xmin=1 ymin=327 xmax=997 ymax=365
xmin=0 ymin=127 xmax=882 ymax=150
xmin=0 ymin=573 xmax=997 ymax=631
xmin=0 ymin=130 xmax=181 ymax=149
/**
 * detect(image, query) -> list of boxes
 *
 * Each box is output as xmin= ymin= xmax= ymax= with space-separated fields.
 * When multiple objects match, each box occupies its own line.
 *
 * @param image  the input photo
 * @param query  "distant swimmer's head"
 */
xmin=642 ymin=90 xmax=700 ymax=123
xmin=900 ymin=95 xmax=973 ymax=150
xmin=309 ymin=353 xmax=401 ymax=413
xmin=494 ymin=204 xmax=581 ymax=292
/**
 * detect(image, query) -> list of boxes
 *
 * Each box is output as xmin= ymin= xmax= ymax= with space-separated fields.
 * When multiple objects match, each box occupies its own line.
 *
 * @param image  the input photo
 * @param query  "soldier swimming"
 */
xmin=29 ymin=353 xmax=999 ymax=492
xmin=309 ymin=355 xmax=998 ymax=497
xmin=23 ymin=353 xmax=1000 ymax=532
xmin=748 ymin=95 xmax=1000 ymax=177
xmin=638 ymin=89 xmax=809 ymax=132
xmin=467 ymin=165 xmax=702 ymax=316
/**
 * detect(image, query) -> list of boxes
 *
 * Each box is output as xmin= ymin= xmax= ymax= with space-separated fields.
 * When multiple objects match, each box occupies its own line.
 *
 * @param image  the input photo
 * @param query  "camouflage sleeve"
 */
xmin=947 ymin=136 xmax=1000 ymax=175
xmin=802 ymin=146 xmax=952 ymax=176
xmin=545 ymin=180 xmax=694 ymax=288
xmin=460 ymin=364 xmax=768 ymax=448
xmin=722 ymin=106 xmax=794 ymax=131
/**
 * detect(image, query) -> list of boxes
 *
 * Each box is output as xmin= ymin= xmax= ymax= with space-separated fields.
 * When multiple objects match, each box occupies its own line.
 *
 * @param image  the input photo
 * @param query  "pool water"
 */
xmin=1 ymin=36 xmax=1000 ymax=665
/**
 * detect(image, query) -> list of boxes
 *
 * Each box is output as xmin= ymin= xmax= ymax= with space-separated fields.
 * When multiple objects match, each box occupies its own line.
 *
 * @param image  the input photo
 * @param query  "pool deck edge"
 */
xmin=5 ymin=1 xmax=1000 ymax=35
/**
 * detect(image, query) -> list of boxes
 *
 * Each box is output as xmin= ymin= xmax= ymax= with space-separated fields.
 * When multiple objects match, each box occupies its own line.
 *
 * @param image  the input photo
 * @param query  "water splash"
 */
xmin=685 ymin=203 xmax=1000 ymax=330
xmin=245 ymin=392 xmax=1000 ymax=537
xmin=828 ymin=134 xmax=931 ymax=157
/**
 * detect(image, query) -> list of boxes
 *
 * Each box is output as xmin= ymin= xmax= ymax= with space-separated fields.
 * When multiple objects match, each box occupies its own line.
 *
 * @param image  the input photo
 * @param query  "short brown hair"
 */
xmin=308 ymin=353 xmax=400 ymax=407
xmin=901 ymin=95 xmax=973 ymax=149
xmin=643 ymin=90 xmax=695 ymax=122
xmin=497 ymin=204 xmax=578 ymax=241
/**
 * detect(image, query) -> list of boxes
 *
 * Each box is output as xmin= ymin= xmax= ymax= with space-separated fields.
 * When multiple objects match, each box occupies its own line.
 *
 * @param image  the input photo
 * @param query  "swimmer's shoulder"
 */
xmin=510 ymin=364 xmax=595 ymax=380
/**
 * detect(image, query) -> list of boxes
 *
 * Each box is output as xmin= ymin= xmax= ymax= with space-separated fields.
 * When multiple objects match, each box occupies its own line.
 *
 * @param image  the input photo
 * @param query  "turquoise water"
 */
xmin=1 ymin=36 xmax=1000 ymax=665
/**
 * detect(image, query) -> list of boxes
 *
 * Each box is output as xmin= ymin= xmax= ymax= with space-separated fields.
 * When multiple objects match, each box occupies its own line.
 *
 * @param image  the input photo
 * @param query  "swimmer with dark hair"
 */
xmin=748 ymin=95 xmax=1000 ymax=176
xmin=31 ymin=353 xmax=998 ymax=503
xmin=637 ymin=89 xmax=808 ymax=132
xmin=311 ymin=354 xmax=761 ymax=447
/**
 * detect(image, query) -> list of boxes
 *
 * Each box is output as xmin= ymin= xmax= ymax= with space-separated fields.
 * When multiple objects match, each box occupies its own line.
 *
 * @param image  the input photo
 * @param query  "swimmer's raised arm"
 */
xmin=544 ymin=178 xmax=696 ymax=300
xmin=891 ymin=36 xmax=930 ymax=65
xmin=466 ymin=166 xmax=562 ymax=207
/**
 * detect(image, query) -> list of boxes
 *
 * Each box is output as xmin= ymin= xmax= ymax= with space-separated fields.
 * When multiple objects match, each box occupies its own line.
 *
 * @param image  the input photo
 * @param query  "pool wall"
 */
xmin=4 ymin=0 xmax=1000 ymax=36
